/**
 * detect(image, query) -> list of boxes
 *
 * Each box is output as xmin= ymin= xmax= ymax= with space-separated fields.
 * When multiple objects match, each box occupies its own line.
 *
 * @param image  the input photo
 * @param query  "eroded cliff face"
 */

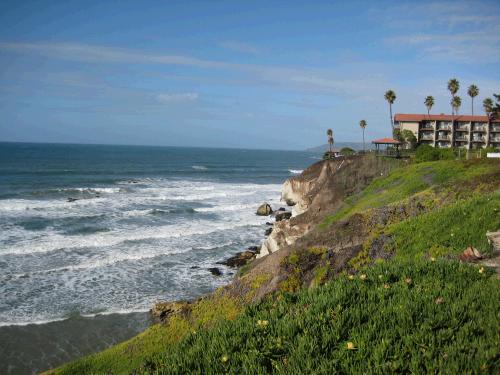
xmin=258 ymin=155 xmax=401 ymax=258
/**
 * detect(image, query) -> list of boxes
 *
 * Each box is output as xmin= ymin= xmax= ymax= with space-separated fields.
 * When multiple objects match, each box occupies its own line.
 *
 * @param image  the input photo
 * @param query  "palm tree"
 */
xmin=483 ymin=98 xmax=494 ymax=118
xmin=451 ymin=96 xmax=462 ymax=115
xmin=384 ymin=90 xmax=396 ymax=130
xmin=424 ymin=96 xmax=434 ymax=117
xmin=447 ymin=78 xmax=460 ymax=115
xmin=494 ymin=94 xmax=500 ymax=118
xmin=447 ymin=79 xmax=460 ymax=142
xmin=467 ymin=85 xmax=479 ymax=116
xmin=359 ymin=120 xmax=367 ymax=152
xmin=327 ymin=128 xmax=334 ymax=154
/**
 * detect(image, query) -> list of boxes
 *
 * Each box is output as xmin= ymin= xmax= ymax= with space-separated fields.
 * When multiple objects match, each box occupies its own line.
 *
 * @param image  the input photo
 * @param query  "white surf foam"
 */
xmin=0 ymin=217 xmax=267 ymax=256
xmin=289 ymin=169 xmax=303 ymax=174
xmin=191 ymin=165 xmax=207 ymax=170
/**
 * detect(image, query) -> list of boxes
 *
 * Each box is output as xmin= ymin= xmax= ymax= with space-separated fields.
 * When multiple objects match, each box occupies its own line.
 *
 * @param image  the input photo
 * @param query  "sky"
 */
xmin=0 ymin=0 xmax=499 ymax=150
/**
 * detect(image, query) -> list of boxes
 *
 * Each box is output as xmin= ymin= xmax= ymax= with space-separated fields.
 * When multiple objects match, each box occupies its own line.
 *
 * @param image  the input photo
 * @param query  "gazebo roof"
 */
xmin=372 ymin=137 xmax=402 ymax=145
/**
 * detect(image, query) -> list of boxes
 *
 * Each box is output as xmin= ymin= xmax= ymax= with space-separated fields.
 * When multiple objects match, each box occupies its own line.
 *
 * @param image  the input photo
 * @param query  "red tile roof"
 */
xmin=371 ymin=137 xmax=401 ymax=144
xmin=394 ymin=113 xmax=500 ymax=123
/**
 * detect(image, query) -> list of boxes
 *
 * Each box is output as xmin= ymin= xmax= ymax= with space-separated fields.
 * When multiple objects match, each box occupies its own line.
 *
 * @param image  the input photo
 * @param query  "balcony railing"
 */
xmin=473 ymin=126 xmax=486 ymax=132
xmin=472 ymin=138 xmax=485 ymax=142
xmin=437 ymin=136 xmax=450 ymax=141
xmin=436 ymin=142 xmax=452 ymax=148
xmin=490 ymin=126 xmax=500 ymax=132
xmin=489 ymin=137 xmax=500 ymax=142
xmin=420 ymin=135 xmax=434 ymax=141
xmin=455 ymin=136 xmax=468 ymax=141
xmin=455 ymin=126 xmax=469 ymax=131
xmin=437 ymin=126 xmax=451 ymax=131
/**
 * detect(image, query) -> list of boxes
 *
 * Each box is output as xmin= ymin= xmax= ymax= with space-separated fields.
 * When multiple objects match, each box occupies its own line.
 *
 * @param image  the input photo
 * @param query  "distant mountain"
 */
xmin=305 ymin=142 xmax=373 ymax=153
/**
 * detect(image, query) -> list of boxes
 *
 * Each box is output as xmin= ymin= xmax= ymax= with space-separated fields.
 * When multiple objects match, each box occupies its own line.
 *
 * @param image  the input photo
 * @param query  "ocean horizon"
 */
xmin=0 ymin=142 xmax=314 ymax=373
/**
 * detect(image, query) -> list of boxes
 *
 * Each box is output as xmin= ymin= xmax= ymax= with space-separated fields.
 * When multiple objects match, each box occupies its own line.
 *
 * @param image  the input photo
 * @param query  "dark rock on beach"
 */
xmin=218 ymin=251 xmax=255 ymax=268
xmin=248 ymin=246 xmax=260 ymax=252
xmin=208 ymin=267 xmax=222 ymax=276
xmin=275 ymin=211 xmax=292 ymax=221
xmin=67 ymin=197 xmax=79 ymax=202
xmin=265 ymin=227 xmax=273 ymax=236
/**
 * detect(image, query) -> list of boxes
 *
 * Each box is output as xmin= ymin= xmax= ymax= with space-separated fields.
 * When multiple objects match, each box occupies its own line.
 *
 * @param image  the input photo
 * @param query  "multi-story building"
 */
xmin=394 ymin=114 xmax=500 ymax=149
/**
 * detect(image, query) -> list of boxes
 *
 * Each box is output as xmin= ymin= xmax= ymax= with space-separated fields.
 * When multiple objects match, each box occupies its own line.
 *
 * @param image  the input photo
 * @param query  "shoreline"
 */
xmin=0 ymin=312 xmax=151 ymax=374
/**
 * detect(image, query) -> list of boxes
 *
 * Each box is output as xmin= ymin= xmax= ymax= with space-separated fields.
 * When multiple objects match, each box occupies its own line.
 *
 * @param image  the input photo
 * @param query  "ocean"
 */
xmin=0 ymin=142 xmax=314 ymax=374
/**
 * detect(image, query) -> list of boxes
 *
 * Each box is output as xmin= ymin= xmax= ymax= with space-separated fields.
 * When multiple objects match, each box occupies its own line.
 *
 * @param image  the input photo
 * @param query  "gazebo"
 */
xmin=372 ymin=138 xmax=402 ymax=157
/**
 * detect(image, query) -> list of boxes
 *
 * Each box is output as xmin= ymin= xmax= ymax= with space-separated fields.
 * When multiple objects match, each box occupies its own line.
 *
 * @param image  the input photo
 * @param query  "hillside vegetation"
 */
xmin=47 ymin=157 xmax=500 ymax=374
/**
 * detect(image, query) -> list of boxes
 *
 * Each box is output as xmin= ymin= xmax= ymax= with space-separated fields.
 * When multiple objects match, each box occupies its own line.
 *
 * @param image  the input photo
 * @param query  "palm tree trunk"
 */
xmin=362 ymin=128 xmax=365 ymax=152
xmin=389 ymin=104 xmax=393 ymax=130
xmin=471 ymin=98 xmax=474 ymax=117
xmin=451 ymin=100 xmax=455 ymax=147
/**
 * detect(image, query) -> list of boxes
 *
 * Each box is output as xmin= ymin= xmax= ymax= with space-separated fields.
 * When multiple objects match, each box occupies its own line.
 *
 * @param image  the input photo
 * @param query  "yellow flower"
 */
xmin=359 ymin=274 xmax=367 ymax=281
xmin=348 ymin=275 xmax=354 ymax=280
xmin=378 ymin=275 xmax=383 ymax=279
xmin=347 ymin=342 xmax=356 ymax=350
xmin=479 ymin=267 xmax=485 ymax=274
xmin=430 ymin=257 xmax=436 ymax=262
xmin=383 ymin=283 xmax=390 ymax=289
xmin=405 ymin=277 xmax=412 ymax=285
xmin=221 ymin=355 xmax=229 ymax=363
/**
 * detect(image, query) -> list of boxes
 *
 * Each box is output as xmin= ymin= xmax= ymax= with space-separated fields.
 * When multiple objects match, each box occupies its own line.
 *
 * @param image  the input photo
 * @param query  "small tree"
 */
xmin=340 ymin=147 xmax=355 ymax=156
xmin=394 ymin=129 xmax=417 ymax=150
xmin=359 ymin=120 xmax=367 ymax=152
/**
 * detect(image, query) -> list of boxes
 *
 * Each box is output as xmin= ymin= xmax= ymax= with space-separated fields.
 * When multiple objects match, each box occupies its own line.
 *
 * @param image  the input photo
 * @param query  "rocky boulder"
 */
xmin=275 ymin=211 xmax=292 ymax=221
xmin=459 ymin=247 xmax=483 ymax=262
xmin=218 ymin=251 xmax=255 ymax=268
xmin=151 ymin=300 xmax=191 ymax=322
xmin=256 ymin=203 xmax=273 ymax=216
xmin=208 ymin=267 xmax=222 ymax=276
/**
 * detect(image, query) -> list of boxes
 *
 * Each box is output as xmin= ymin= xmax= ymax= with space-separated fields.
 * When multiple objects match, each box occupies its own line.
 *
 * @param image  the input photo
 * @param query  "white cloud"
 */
xmin=0 ymin=41 xmax=387 ymax=98
xmin=378 ymin=0 xmax=500 ymax=63
xmin=156 ymin=93 xmax=199 ymax=103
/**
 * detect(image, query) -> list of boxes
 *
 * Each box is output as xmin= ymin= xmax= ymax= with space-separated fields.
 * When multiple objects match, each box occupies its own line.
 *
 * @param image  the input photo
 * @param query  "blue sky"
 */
xmin=0 ymin=0 xmax=499 ymax=150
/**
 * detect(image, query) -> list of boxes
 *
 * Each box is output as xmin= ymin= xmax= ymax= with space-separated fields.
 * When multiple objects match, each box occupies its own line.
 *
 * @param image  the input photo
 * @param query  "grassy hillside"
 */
xmin=47 ymin=158 xmax=500 ymax=374
xmin=147 ymin=260 xmax=499 ymax=374
xmin=320 ymin=158 xmax=497 ymax=228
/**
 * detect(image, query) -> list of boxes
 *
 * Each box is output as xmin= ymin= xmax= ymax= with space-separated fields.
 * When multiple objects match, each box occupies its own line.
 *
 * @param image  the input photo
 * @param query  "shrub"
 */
xmin=340 ymin=147 xmax=355 ymax=156
xmin=415 ymin=144 xmax=455 ymax=162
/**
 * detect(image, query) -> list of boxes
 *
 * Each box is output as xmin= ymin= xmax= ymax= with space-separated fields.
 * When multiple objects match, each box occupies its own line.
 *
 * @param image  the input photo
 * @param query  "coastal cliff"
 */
xmin=47 ymin=156 xmax=500 ymax=374
xmin=259 ymin=155 xmax=402 ymax=258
